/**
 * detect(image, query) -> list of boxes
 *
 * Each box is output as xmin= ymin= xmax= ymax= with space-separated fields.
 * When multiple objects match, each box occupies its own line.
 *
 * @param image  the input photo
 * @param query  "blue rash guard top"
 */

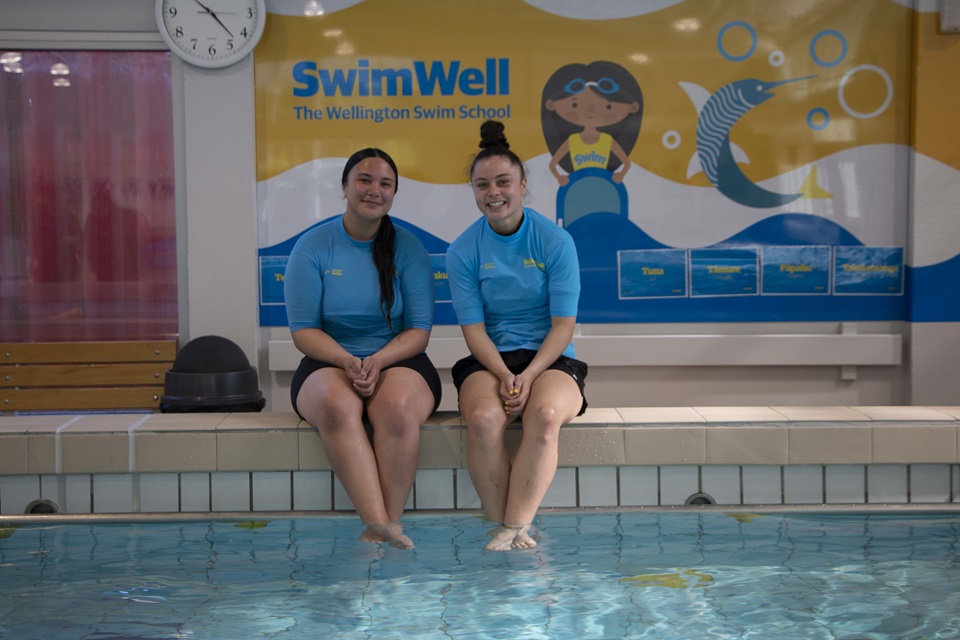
xmin=283 ymin=216 xmax=434 ymax=357
xmin=446 ymin=207 xmax=580 ymax=358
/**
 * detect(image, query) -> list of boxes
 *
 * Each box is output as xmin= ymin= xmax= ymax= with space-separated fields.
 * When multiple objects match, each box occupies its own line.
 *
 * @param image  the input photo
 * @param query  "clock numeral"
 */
xmin=175 ymin=26 xmax=183 ymax=38
xmin=167 ymin=7 xmax=177 ymax=18
xmin=227 ymin=39 xmax=234 ymax=50
xmin=247 ymin=7 xmax=254 ymax=18
xmin=190 ymin=38 xmax=198 ymax=50
xmin=240 ymin=28 xmax=248 ymax=38
xmin=208 ymin=45 xmax=217 ymax=56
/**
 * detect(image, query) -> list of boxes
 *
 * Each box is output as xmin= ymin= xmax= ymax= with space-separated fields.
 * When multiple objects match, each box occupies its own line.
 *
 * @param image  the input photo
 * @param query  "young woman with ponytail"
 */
xmin=284 ymin=148 xmax=440 ymax=549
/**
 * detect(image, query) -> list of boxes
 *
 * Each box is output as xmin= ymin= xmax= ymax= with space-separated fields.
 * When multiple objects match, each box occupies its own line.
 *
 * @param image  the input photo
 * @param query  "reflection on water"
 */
xmin=1 ymin=512 xmax=959 ymax=639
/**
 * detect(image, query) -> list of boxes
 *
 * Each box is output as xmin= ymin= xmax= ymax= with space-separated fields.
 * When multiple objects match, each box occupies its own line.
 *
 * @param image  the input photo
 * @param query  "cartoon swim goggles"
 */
xmin=564 ymin=77 xmax=620 ymax=95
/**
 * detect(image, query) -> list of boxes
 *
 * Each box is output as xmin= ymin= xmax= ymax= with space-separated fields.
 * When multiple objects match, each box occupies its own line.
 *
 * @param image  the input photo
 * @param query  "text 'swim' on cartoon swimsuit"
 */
xmin=568 ymin=132 xmax=613 ymax=171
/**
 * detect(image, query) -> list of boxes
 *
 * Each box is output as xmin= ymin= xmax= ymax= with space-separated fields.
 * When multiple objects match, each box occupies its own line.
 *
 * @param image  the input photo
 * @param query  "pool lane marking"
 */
xmin=128 ymin=415 xmax=152 ymax=473
xmin=54 ymin=416 xmax=84 ymax=474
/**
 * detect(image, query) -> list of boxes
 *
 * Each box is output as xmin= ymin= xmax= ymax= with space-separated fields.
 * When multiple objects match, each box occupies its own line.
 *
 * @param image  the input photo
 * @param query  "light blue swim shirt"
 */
xmin=446 ymin=207 xmax=580 ymax=358
xmin=283 ymin=216 xmax=434 ymax=357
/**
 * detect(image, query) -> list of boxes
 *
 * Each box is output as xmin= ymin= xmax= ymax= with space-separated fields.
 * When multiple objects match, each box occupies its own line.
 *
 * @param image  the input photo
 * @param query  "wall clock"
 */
xmin=156 ymin=0 xmax=266 ymax=69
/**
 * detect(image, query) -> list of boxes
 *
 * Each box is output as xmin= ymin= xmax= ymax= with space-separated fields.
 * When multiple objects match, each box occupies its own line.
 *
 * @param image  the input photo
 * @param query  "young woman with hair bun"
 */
xmin=446 ymin=121 xmax=588 ymax=551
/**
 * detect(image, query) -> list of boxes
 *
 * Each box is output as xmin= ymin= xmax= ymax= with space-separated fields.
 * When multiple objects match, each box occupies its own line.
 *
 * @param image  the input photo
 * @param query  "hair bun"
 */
xmin=479 ymin=120 xmax=509 ymax=150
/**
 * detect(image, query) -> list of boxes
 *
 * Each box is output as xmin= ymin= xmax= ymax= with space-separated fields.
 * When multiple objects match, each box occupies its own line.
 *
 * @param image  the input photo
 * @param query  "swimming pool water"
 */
xmin=1 ymin=511 xmax=959 ymax=639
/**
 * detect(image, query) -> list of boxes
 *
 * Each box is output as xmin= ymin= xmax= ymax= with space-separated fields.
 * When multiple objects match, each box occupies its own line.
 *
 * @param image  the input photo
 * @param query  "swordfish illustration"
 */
xmin=682 ymin=76 xmax=827 ymax=209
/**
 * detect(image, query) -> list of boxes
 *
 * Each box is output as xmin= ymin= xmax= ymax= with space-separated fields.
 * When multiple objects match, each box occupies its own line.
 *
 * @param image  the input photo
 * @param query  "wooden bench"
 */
xmin=0 ymin=340 xmax=177 ymax=412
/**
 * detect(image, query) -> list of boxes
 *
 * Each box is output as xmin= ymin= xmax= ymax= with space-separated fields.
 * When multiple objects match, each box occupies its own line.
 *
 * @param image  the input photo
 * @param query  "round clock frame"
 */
xmin=156 ymin=0 xmax=266 ymax=69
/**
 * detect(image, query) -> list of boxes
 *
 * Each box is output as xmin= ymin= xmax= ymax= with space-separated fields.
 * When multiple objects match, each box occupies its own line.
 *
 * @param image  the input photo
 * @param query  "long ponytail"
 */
xmin=373 ymin=214 xmax=396 ymax=331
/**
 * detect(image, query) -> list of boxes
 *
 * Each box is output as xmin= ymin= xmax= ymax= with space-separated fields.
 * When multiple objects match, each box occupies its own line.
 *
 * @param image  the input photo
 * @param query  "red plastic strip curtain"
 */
xmin=0 ymin=51 xmax=177 ymax=342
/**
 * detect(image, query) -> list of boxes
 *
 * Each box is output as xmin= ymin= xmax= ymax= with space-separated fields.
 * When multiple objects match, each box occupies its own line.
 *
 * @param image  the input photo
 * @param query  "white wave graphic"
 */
xmin=901 ymin=0 xmax=937 ymax=11
xmin=259 ymin=144 xmax=960 ymax=268
xmin=266 ymin=0 xmax=364 ymax=17
xmin=911 ymin=151 xmax=960 ymax=267
xmin=626 ymin=144 xmax=911 ymax=252
xmin=521 ymin=0 xmax=684 ymax=20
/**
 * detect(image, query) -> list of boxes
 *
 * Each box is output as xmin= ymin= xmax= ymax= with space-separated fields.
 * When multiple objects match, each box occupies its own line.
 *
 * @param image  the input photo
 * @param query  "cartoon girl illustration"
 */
xmin=542 ymin=61 xmax=643 ymax=186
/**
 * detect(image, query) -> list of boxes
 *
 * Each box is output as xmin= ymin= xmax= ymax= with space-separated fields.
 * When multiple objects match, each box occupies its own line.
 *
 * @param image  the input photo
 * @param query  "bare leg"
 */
xmin=297 ymin=368 xmax=417 ymax=549
xmin=497 ymin=370 xmax=581 ymax=550
xmin=363 ymin=368 xmax=435 ymax=543
xmin=459 ymin=370 xmax=513 ymax=525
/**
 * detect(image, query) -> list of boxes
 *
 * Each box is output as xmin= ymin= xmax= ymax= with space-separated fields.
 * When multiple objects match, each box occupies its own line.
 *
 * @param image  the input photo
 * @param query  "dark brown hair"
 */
xmin=342 ymin=148 xmax=398 ymax=330
xmin=470 ymin=120 xmax=526 ymax=182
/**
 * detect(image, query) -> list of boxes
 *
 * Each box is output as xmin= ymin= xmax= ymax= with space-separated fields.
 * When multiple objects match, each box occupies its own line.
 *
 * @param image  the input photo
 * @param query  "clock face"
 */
xmin=157 ymin=0 xmax=266 ymax=68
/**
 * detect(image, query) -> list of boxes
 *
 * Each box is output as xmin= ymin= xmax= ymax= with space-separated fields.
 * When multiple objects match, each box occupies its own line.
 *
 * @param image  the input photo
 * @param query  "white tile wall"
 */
xmin=742 ymin=466 xmax=782 ymax=505
xmin=180 ymin=472 xmax=211 ymax=512
xmin=415 ymin=469 xmax=455 ymax=509
xmin=578 ymin=467 xmax=618 ymax=507
xmin=40 ymin=475 xmax=64 ymax=512
xmin=659 ymin=465 xmax=699 ymax=506
xmin=783 ymin=466 xmax=824 ymax=504
xmin=64 ymin=475 xmax=92 ymax=513
xmin=618 ymin=466 xmax=658 ymax=506
xmin=867 ymin=465 xmax=908 ymax=503
xmin=953 ymin=466 xmax=960 ymax=503
xmin=455 ymin=469 xmax=481 ymax=509
xmin=910 ymin=465 xmax=951 ymax=503
xmin=293 ymin=471 xmax=332 ymax=511
xmin=332 ymin=476 xmax=414 ymax=512
xmin=701 ymin=465 xmax=741 ymax=505
xmin=92 ymin=474 xmax=136 ymax=513
xmin=3 ymin=464 xmax=957 ymax=515
xmin=825 ymin=465 xmax=866 ymax=503
xmin=139 ymin=473 xmax=180 ymax=512
xmin=252 ymin=471 xmax=292 ymax=511
xmin=0 ymin=475 xmax=40 ymax=515
xmin=211 ymin=472 xmax=250 ymax=511
xmin=541 ymin=467 xmax=577 ymax=507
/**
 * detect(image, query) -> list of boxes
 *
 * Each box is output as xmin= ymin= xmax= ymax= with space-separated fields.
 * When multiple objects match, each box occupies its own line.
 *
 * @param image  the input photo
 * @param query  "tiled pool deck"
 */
xmin=1 ymin=406 xmax=959 ymax=515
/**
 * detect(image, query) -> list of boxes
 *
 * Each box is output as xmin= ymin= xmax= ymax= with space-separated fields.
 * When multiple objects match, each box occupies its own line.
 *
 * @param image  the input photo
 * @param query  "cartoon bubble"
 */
xmin=662 ymin=130 xmax=681 ymax=149
xmin=807 ymin=107 xmax=830 ymax=130
xmin=810 ymin=29 xmax=847 ymax=67
xmin=717 ymin=21 xmax=757 ymax=62
xmin=838 ymin=64 xmax=893 ymax=119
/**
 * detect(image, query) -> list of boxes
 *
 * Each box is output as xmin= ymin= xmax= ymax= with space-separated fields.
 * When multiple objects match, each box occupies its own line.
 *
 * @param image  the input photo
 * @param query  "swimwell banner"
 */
xmin=256 ymin=0 xmax=924 ymax=326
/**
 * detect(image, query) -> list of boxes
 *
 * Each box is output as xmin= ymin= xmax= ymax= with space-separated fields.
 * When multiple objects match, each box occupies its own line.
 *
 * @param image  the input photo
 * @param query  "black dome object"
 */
xmin=161 ymin=335 xmax=265 ymax=412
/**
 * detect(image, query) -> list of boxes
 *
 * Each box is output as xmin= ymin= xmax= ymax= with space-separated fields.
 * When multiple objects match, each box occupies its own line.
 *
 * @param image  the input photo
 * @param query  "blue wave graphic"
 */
xmin=258 ymin=212 xmax=960 ymax=325
xmin=564 ymin=211 xmax=906 ymax=323
xmin=908 ymin=253 xmax=960 ymax=322
xmin=714 ymin=213 xmax=863 ymax=247
xmin=393 ymin=217 xmax=449 ymax=253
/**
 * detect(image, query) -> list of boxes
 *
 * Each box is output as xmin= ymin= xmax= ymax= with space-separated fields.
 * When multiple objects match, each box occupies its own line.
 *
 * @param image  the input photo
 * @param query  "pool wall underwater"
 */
xmin=1 ymin=406 xmax=959 ymax=516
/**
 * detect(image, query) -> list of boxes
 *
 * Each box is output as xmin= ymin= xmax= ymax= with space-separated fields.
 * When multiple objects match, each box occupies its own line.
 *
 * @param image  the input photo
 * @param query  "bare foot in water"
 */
xmin=485 ymin=524 xmax=535 ymax=551
xmin=360 ymin=522 xmax=414 ymax=549
xmin=511 ymin=528 xmax=537 ymax=549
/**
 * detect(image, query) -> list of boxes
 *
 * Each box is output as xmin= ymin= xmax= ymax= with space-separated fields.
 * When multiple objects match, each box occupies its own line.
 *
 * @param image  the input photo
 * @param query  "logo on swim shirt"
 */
xmin=483 ymin=262 xmax=495 ymax=270
xmin=523 ymin=258 xmax=545 ymax=270
xmin=324 ymin=268 xmax=344 ymax=276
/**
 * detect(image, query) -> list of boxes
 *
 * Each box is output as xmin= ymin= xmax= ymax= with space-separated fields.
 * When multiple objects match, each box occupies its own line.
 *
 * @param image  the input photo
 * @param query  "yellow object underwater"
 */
xmin=620 ymin=569 xmax=714 ymax=589
xmin=724 ymin=513 xmax=765 ymax=524
xmin=0 ymin=525 xmax=23 ymax=539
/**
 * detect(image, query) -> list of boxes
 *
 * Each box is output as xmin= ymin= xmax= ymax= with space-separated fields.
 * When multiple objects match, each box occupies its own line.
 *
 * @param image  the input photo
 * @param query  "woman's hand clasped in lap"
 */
xmin=352 ymin=355 xmax=383 ymax=397
xmin=500 ymin=373 xmax=529 ymax=416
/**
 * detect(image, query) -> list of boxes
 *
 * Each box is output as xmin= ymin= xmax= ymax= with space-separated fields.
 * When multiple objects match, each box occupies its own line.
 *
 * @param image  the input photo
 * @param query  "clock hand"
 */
xmin=208 ymin=11 xmax=234 ymax=37
xmin=191 ymin=0 xmax=234 ymax=38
